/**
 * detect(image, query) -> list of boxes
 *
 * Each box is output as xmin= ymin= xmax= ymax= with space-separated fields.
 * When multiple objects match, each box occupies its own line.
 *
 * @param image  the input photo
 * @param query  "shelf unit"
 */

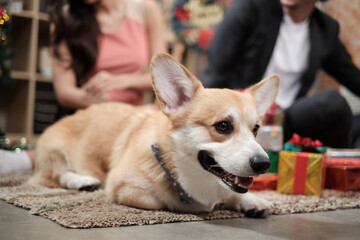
xmin=1 ymin=0 xmax=51 ymax=141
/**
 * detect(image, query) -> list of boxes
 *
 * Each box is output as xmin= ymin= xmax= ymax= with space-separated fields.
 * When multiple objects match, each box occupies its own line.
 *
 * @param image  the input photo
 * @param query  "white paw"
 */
xmin=60 ymin=172 xmax=100 ymax=191
xmin=228 ymin=192 xmax=272 ymax=217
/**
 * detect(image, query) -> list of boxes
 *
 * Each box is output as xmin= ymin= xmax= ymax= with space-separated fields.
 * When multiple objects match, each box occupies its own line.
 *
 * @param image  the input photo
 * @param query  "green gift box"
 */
xmin=266 ymin=151 xmax=279 ymax=173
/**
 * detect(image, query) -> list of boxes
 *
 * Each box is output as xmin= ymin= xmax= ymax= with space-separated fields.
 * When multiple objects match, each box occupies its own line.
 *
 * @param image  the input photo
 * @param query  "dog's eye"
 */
xmin=252 ymin=124 xmax=260 ymax=137
xmin=215 ymin=121 xmax=233 ymax=134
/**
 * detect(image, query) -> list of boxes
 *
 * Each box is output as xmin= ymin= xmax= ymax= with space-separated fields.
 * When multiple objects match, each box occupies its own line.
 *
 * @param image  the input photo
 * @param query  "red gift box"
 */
xmin=251 ymin=174 xmax=278 ymax=190
xmin=325 ymin=158 xmax=360 ymax=191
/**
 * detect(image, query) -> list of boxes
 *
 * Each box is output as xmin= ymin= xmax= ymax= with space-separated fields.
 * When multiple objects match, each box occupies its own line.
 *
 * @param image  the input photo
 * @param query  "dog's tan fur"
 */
xmin=29 ymin=53 xmax=280 ymax=214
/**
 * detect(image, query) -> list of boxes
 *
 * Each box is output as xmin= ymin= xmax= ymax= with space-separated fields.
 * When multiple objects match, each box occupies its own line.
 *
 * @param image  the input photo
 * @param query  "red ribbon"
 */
xmin=293 ymin=152 xmax=309 ymax=194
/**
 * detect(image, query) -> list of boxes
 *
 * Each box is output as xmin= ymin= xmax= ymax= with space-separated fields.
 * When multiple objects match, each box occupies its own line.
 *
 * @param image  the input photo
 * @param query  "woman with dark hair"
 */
xmin=50 ymin=0 xmax=166 ymax=109
xmin=0 ymin=0 xmax=167 ymax=174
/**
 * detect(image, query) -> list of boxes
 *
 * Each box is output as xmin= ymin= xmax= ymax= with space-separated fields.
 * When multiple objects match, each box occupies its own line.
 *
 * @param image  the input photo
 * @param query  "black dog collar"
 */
xmin=151 ymin=143 xmax=194 ymax=204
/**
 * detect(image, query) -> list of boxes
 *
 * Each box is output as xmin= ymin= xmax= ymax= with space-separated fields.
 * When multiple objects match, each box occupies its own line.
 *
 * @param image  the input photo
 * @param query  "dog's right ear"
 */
xmin=150 ymin=53 xmax=203 ymax=115
xmin=245 ymin=75 xmax=280 ymax=119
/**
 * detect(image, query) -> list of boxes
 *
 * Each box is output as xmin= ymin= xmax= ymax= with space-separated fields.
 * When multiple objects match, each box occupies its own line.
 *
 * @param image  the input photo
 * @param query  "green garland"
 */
xmin=0 ymin=137 xmax=34 ymax=152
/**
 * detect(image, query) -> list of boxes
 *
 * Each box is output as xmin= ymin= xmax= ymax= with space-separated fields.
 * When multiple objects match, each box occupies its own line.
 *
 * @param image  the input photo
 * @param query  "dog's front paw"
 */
xmin=73 ymin=175 xmax=101 ymax=191
xmin=60 ymin=171 xmax=101 ymax=191
xmin=226 ymin=192 xmax=272 ymax=218
xmin=240 ymin=192 xmax=272 ymax=218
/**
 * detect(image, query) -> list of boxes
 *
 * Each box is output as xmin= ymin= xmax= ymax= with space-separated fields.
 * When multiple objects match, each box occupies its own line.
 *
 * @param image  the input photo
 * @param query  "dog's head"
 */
xmin=151 ymin=53 xmax=280 ymax=194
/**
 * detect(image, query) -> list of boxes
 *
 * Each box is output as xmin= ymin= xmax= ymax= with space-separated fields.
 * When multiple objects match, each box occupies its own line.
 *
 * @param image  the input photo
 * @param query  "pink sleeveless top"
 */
xmin=87 ymin=0 xmax=150 ymax=105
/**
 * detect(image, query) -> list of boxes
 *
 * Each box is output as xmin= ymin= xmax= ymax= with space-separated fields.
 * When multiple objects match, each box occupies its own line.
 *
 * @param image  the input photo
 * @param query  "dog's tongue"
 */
xmin=226 ymin=174 xmax=253 ymax=189
xmin=238 ymin=177 xmax=253 ymax=188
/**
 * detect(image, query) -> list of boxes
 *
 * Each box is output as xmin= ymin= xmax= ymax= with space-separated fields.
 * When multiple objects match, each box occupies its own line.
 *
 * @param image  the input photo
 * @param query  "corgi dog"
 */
xmin=29 ymin=53 xmax=280 ymax=217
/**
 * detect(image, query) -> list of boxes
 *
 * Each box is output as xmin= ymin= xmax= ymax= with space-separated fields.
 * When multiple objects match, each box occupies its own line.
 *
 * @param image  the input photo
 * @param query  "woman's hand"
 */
xmin=82 ymin=71 xmax=129 ymax=98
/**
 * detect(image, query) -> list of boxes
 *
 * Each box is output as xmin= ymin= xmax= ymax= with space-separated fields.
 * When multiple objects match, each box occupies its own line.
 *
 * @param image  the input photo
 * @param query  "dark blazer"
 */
xmin=201 ymin=0 xmax=360 ymax=99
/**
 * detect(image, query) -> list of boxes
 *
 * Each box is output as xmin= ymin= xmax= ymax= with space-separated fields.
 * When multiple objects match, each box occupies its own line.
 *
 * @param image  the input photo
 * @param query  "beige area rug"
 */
xmin=0 ymin=171 xmax=359 ymax=229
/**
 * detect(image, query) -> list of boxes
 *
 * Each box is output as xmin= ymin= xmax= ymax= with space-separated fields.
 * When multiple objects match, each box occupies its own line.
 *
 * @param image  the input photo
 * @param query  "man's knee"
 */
xmin=284 ymin=90 xmax=351 ymax=127
xmin=283 ymin=90 xmax=352 ymax=143
xmin=319 ymin=90 xmax=352 ymax=123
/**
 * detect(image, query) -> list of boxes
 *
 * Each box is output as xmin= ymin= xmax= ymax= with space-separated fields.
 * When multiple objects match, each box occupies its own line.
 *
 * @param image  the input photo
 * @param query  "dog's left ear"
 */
xmin=245 ymin=75 xmax=280 ymax=118
xmin=151 ymin=53 xmax=203 ymax=115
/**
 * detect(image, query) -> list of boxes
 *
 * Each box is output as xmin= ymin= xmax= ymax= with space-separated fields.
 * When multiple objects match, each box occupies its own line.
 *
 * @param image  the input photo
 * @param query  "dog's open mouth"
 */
xmin=197 ymin=150 xmax=253 ymax=193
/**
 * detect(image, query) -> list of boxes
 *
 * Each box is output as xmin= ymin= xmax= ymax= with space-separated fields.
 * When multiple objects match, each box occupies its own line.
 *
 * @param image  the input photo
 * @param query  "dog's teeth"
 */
xmin=228 ymin=174 xmax=235 ymax=181
xmin=234 ymin=177 xmax=239 ymax=184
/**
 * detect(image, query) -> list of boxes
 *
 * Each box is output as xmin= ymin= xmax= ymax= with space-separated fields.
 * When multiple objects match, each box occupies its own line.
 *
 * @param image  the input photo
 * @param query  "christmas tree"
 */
xmin=0 ymin=3 xmax=14 ymax=86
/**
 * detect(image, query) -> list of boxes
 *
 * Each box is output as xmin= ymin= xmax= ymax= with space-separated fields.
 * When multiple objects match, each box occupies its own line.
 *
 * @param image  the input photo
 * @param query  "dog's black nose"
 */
xmin=250 ymin=156 xmax=271 ymax=174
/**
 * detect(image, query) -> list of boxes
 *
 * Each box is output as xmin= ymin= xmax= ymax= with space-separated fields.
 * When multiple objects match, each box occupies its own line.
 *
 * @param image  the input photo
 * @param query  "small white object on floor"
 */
xmin=0 ymin=149 xmax=32 ymax=174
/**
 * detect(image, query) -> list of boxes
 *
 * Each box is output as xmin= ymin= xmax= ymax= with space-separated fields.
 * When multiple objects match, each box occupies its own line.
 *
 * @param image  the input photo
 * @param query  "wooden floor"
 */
xmin=1 ymin=200 xmax=359 ymax=240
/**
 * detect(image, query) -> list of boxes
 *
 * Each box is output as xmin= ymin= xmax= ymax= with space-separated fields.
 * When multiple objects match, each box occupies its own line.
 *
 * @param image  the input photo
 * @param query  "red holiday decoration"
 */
xmin=196 ymin=29 xmax=214 ymax=50
xmin=288 ymin=133 xmax=323 ymax=149
xmin=174 ymin=7 xmax=190 ymax=21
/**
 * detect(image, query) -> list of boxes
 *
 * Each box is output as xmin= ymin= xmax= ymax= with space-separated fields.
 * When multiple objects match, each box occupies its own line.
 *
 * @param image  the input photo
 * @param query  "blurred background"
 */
xmin=0 ymin=0 xmax=359 ymax=143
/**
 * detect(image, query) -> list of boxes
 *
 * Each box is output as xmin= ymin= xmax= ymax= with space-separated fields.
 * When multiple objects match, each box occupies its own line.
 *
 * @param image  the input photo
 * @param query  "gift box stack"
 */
xmin=252 ymin=126 xmax=283 ymax=190
xmin=258 ymin=132 xmax=360 ymax=195
xmin=251 ymin=101 xmax=360 ymax=194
